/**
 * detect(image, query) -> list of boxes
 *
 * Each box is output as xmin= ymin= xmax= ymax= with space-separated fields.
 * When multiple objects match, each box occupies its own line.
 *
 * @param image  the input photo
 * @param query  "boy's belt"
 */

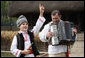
xmin=30 ymin=50 xmax=33 ymax=54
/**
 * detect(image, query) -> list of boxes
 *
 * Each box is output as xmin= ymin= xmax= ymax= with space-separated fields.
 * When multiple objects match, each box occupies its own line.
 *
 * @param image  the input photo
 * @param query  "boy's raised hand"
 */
xmin=39 ymin=4 xmax=45 ymax=17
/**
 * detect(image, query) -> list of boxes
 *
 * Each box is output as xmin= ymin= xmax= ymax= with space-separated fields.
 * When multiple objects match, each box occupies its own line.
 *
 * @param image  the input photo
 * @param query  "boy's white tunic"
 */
xmin=39 ymin=20 xmax=67 ymax=55
xmin=10 ymin=16 xmax=46 ymax=57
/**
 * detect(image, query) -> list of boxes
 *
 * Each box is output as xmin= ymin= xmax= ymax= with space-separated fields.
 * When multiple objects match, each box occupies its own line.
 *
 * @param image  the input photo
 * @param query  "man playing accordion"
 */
xmin=39 ymin=10 xmax=77 ymax=57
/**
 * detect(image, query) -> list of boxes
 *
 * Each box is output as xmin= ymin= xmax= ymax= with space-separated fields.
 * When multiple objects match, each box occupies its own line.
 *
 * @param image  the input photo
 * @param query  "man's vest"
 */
xmin=16 ymin=31 xmax=40 ymax=57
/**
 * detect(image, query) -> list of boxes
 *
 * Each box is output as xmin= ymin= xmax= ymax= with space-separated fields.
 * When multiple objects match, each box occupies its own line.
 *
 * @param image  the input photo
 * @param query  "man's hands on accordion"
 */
xmin=73 ymin=27 xmax=77 ymax=34
xmin=46 ymin=32 xmax=54 ymax=38
xmin=46 ymin=28 xmax=77 ymax=39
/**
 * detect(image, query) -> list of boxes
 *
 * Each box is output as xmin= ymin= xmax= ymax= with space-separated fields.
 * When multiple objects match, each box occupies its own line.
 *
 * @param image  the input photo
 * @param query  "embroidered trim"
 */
xmin=15 ymin=50 xmax=19 ymax=56
xmin=24 ymin=33 xmax=28 ymax=41
xmin=39 ymin=18 xmax=44 ymax=23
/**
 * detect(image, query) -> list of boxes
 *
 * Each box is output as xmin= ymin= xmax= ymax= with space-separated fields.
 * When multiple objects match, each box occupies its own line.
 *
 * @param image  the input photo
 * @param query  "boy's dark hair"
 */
xmin=51 ymin=10 xmax=61 ymax=16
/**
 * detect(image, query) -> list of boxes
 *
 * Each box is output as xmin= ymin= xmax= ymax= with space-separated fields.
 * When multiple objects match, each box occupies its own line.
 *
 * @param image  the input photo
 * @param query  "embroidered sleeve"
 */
xmin=31 ymin=16 xmax=46 ymax=36
xmin=10 ymin=36 xmax=21 ymax=57
xmin=39 ymin=24 xmax=49 ymax=42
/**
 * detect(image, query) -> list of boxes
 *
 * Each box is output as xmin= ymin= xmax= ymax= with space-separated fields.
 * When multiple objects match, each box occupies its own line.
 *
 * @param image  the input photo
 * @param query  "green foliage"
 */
xmin=1 ymin=16 xmax=17 ymax=26
xmin=1 ymin=1 xmax=17 ymax=26
xmin=1 ymin=1 xmax=11 ymax=13
xmin=1 ymin=1 xmax=6 ymax=12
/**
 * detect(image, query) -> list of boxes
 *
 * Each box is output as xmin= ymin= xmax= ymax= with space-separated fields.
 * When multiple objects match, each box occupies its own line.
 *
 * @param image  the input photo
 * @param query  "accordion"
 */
xmin=49 ymin=21 xmax=76 ymax=46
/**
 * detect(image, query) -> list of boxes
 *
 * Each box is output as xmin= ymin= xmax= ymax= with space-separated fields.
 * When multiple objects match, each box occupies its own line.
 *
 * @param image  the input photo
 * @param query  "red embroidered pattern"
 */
xmin=15 ymin=50 xmax=19 ymax=56
xmin=39 ymin=18 xmax=44 ymax=23
xmin=24 ymin=33 xmax=28 ymax=41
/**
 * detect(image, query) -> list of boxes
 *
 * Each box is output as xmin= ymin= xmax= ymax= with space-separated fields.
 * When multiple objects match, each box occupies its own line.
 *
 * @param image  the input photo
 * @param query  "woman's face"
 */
xmin=19 ymin=22 xmax=28 ymax=32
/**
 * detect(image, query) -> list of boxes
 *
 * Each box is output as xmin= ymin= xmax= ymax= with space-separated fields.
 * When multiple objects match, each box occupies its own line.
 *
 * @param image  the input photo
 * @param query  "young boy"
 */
xmin=10 ymin=4 xmax=45 ymax=57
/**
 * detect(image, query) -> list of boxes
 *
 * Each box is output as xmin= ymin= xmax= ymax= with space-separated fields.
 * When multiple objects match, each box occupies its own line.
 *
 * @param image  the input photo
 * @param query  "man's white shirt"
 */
xmin=39 ymin=20 xmax=71 ymax=54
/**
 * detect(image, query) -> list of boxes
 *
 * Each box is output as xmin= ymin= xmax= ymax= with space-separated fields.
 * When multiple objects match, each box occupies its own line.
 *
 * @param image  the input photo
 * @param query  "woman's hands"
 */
xmin=39 ymin=4 xmax=45 ymax=17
